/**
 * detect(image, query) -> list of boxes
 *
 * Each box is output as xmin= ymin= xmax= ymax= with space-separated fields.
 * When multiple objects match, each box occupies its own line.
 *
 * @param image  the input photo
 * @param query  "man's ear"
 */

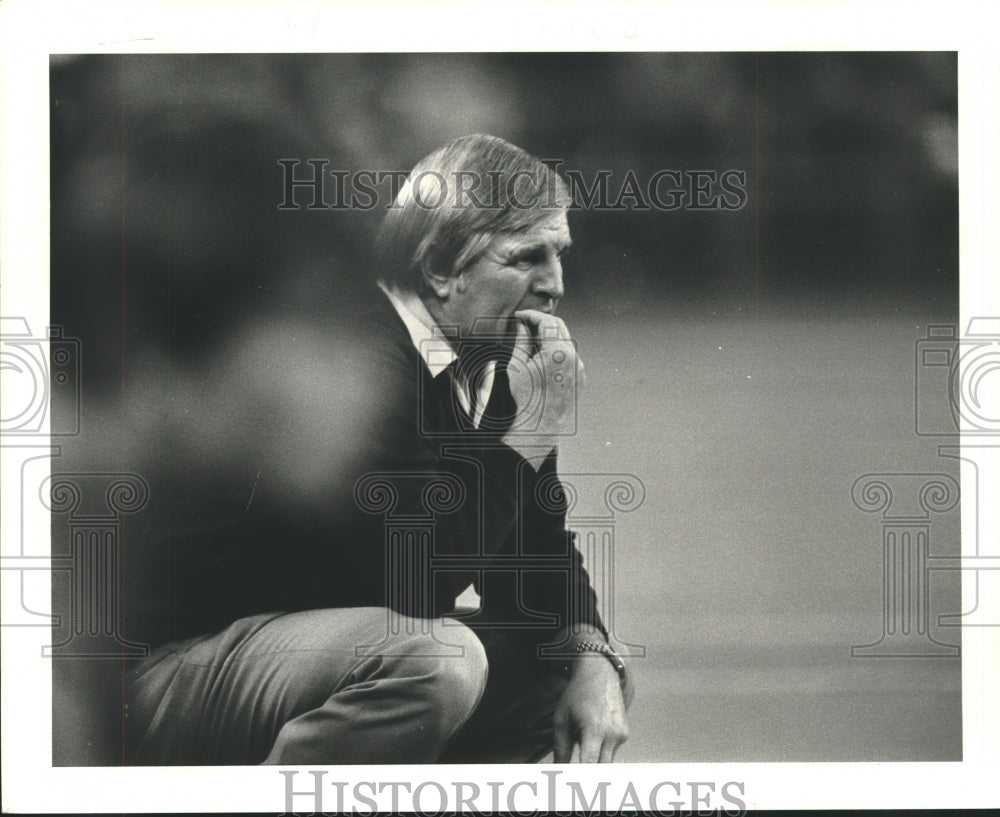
xmin=419 ymin=245 xmax=454 ymax=300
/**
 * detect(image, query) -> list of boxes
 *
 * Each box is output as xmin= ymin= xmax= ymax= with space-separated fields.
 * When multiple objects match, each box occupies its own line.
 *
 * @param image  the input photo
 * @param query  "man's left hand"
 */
xmin=552 ymin=653 xmax=631 ymax=762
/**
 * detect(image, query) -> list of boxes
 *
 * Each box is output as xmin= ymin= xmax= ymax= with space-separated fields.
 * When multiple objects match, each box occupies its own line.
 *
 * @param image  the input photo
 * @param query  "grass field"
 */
xmin=561 ymin=310 xmax=962 ymax=761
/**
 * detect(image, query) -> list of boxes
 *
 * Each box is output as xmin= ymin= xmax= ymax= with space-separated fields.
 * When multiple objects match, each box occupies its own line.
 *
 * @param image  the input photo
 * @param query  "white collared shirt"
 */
xmin=378 ymin=282 xmax=496 ymax=428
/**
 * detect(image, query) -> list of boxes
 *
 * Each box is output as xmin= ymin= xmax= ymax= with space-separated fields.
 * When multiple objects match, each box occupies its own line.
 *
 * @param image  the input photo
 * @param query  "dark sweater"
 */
xmin=129 ymin=289 xmax=603 ymax=649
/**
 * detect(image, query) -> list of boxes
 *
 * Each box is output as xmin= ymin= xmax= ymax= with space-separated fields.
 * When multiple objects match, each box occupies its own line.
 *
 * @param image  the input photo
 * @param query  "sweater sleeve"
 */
xmin=512 ymin=449 xmax=607 ymax=639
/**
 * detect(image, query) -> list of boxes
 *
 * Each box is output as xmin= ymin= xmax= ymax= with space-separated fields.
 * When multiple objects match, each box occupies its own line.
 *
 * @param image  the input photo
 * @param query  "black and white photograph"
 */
xmin=1 ymin=1 xmax=998 ymax=813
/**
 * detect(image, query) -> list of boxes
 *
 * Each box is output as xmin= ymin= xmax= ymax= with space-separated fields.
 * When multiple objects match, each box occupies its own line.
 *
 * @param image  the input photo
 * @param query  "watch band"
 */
xmin=574 ymin=640 xmax=627 ymax=688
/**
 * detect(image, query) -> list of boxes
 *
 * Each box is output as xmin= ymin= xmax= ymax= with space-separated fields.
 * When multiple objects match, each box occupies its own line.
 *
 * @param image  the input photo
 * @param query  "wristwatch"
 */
xmin=573 ymin=640 xmax=627 ymax=689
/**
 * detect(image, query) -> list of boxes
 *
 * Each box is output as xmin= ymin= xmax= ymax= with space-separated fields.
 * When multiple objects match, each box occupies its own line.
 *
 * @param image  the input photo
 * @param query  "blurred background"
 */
xmin=49 ymin=53 xmax=960 ymax=763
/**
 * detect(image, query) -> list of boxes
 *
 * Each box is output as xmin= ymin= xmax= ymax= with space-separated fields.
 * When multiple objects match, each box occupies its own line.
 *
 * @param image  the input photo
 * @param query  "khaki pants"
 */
xmin=125 ymin=607 xmax=566 ymax=765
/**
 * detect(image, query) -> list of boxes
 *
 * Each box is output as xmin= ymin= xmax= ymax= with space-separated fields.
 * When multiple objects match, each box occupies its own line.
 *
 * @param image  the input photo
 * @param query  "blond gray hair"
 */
xmin=376 ymin=134 xmax=570 ymax=291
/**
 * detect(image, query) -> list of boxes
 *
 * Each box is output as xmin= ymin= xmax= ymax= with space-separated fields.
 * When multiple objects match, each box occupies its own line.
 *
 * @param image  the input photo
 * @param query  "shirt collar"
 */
xmin=377 ymin=282 xmax=457 ymax=378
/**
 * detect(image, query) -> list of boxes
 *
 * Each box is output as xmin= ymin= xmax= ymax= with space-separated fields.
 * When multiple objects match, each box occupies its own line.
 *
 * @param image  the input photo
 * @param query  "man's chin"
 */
xmin=498 ymin=315 xmax=521 ymax=338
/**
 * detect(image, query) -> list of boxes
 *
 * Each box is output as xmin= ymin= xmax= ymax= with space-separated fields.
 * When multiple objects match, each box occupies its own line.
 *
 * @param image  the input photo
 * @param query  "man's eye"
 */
xmin=508 ymin=254 xmax=538 ymax=269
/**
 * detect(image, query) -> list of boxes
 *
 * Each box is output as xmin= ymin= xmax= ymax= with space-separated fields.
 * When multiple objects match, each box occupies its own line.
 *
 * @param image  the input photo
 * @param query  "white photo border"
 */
xmin=1 ymin=0 xmax=997 ymax=812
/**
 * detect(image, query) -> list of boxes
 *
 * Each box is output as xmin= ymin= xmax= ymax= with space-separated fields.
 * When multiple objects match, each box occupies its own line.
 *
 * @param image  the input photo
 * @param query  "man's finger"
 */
xmin=578 ymin=731 xmax=602 ymax=764
xmin=513 ymin=319 xmax=535 ymax=356
xmin=552 ymin=719 xmax=573 ymax=763
xmin=513 ymin=309 xmax=569 ymax=340
xmin=512 ymin=308 xmax=549 ymax=327
xmin=598 ymin=740 xmax=617 ymax=764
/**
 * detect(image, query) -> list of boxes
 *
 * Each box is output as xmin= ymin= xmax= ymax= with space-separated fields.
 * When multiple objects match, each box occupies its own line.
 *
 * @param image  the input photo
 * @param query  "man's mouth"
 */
xmin=519 ymin=301 xmax=557 ymax=315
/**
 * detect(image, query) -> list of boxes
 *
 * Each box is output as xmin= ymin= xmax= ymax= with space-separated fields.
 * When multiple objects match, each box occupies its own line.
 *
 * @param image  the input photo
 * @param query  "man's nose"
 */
xmin=532 ymin=257 xmax=564 ymax=301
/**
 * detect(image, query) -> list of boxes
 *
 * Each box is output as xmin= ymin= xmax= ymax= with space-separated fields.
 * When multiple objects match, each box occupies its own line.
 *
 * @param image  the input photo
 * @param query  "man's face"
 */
xmin=437 ymin=209 xmax=572 ymax=339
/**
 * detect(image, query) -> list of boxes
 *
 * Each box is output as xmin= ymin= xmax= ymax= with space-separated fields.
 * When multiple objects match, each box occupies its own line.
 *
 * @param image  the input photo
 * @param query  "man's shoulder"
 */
xmin=352 ymin=285 xmax=424 ymax=376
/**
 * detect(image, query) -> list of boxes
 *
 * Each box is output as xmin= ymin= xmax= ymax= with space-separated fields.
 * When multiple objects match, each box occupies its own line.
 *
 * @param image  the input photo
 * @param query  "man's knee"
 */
xmin=384 ymin=619 xmax=488 ymax=730
xmin=431 ymin=622 xmax=489 ymax=717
